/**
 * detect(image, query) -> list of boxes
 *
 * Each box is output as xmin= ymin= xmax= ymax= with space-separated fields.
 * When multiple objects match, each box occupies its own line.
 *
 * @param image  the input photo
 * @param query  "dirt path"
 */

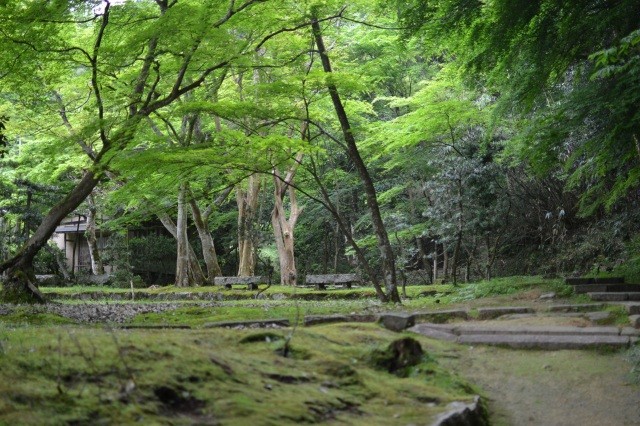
xmin=441 ymin=343 xmax=640 ymax=425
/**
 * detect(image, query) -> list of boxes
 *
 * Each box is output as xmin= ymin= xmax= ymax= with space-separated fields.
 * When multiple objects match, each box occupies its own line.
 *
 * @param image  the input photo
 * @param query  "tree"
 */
xmin=0 ymin=0 xmax=302 ymax=302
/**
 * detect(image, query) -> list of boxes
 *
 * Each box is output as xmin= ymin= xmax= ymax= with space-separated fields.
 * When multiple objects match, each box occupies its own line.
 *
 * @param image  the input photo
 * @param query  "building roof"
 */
xmin=55 ymin=221 xmax=87 ymax=234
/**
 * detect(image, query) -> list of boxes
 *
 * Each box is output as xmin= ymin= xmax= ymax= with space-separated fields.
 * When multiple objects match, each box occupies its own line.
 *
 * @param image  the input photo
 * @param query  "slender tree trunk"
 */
xmin=189 ymin=199 xmax=222 ymax=283
xmin=311 ymin=17 xmax=399 ymax=303
xmin=86 ymin=193 xmax=105 ymax=275
xmin=451 ymin=179 xmax=464 ymax=285
xmin=433 ymin=241 xmax=438 ymax=283
xmin=236 ymin=174 xmax=261 ymax=276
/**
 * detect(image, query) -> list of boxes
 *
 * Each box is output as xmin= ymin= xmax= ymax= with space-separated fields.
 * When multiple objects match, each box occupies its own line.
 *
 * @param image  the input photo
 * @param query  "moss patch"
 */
xmin=0 ymin=323 xmax=477 ymax=425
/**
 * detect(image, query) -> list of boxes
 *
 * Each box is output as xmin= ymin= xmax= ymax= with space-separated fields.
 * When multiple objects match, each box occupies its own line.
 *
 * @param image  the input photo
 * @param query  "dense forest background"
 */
xmin=0 ymin=0 xmax=639 ymax=302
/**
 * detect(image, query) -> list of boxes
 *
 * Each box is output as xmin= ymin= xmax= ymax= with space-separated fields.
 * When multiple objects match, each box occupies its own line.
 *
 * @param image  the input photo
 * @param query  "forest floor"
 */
xmin=0 ymin=276 xmax=639 ymax=424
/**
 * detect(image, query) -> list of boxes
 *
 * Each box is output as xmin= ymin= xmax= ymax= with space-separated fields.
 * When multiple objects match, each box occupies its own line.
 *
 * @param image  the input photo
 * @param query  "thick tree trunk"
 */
xmin=311 ymin=17 xmax=400 ymax=303
xmin=189 ymin=198 xmax=222 ymax=283
xmin=158 ymin=208 xmax=206 ymax=287
xmin=175 ymin=183 xmax=194 ymax=287
xmin=271 ymin=166 xmax=303 ymax=285
xmin=0 ymin=170 xmax=100 ymax=302
xmin=236 ymin=174 xmax=261 ymax=276
xmin=86 ymin=193 xmax=105 ymax=275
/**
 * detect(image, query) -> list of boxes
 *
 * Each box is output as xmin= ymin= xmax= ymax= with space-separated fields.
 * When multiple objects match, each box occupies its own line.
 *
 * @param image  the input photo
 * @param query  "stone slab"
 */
xmin=547 ymin=303 xmax=605 ymax=313
xmin=575 ymin=284 xmax=640 ymax=294
xmin=378 ymin=313 xmax=415 ymax=331
xmin=625 ymin=304 xmax=640 ymax=315
xmin=457 ymin=334 xmax=630 ymax=350
xmin=629 ymin=315 xmax=640 ymax=329
xmin=477 ymin=307 xmax=534 ymax=320
xmin=213 ymin=276 xmax=265 ymax=287
xmin=588 ymin=292 xmax=629 ymax=301
xmin=203 ymin=319 xmax=289 ymax=328
xmin=565 ymin=277 xmax=625 ymax=285
xmin=586 ymin=311 xmax=612 ymax=323
xmin=304 ymin=273 xmax=359 ymax=284
xmin=303 ymin=314 xmax=377 ymax=326
xmin=452 ymin=325 xmax=621 ymax=337
xmin=627 ymin=293 xmax=640 ymax=301
xmin=119 ymin=324 xmax=192 ymax=329
xmin=621 ymin=326 xmax=640 ymax=336
xmin=412 ymin=309 xmax=468 ymax=323
xmin=408 ymin=324 xmax=458 ymax=342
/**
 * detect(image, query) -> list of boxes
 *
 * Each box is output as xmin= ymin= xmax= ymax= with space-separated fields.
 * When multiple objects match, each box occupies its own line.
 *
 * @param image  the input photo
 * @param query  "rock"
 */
xmin=477 ymin=307 xmax=533 ymax=320
xmin=369 ymin=337 xmax=424 ymax=374
xmin=271 ymin=293 xmax=286 ymax=300
xmin=35 ymin=274 xmax=63 ymax=286
xmin=585 ymin=311 xmax=611 ymax=324
xmin=539 ymin=292 xmax=556 ymax=300
xmin=431 ymin=396 xmax=487 ymax=426
xmin=413 ymin=309 xmax=468 ymax=323
xmin=378 ymin=313 xmax=415 ymax=331
xmin=629 ymin=315 xmax=640 ymax=329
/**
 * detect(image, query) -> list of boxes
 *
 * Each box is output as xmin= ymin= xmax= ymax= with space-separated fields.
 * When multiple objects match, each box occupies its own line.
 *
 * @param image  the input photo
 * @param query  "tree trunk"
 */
xmin=0 ymin=170 xmax=101 ymax=302
xmin=86 ymin=193 xmax=105 ymax=275
xmin=189 ymin=199 xmax=222 ymax=283
xmin=311 ymin=17 xmax=400 ymax=303
xmin=236 ymin=174 xmax=261 ymax=276
xmin=433 ymin=242 xmax=438 ymax=283
xmin=175 ymin=183 xmax=194 ymax=287
xmin=158 ymin=207 xmax=206 ymax=287
xmin=271 ymin=164 xmax=303 ymax=286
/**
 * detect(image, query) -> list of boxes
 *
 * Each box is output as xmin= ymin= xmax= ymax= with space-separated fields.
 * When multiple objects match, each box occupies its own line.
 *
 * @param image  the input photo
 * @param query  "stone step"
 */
xmin=456 ymin=334 xmax=631 ymax=350
xmin=565 ymin=277 xmax=625 ymax=285
xmin=409 ymin=324 xmax=632 ymax=349
xmin=588 ymin=292 xmax=640 ymax=301
xmin=422 ymin=324 xmax=622 ymax=337
xmin=574 ymin=284 xmax=640 ymax=294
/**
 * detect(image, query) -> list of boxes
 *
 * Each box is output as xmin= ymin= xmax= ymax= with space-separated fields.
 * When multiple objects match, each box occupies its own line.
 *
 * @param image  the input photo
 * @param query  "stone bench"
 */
xmin=213 ymin=276 xmax=266 ymax=290
xmin=303 ymin=273 xmax=360 ymax=290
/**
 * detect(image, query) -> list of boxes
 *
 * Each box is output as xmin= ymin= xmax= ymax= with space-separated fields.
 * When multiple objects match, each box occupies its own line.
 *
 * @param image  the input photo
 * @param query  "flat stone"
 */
xmin=408 ymin=324 xmax=458 ymax=342
xmin=412 ymin=309 xmax=468 ymax=323
xmin=588 ymin=292 xmax=629 ymax=301
xmin=627 ymin=293 xmax=640 ymax=301
xmin=378 ymin=313 xmax=415 ymax=331
xmin=304 ymin=315 xmax=349 ymax=326
xmin=498 ymin=313 xmax=537 ymax=320
xmin=625 ymin=304 xmax=640 ymax=315
xmin=203 ymin=319 xmax=289 ymax=328
xmin=477 ymin=307 xmax=534 ymax=320
xmin=629 ymin=315 xmax=640 ymax=329
xmin=621 ymin=326 xmax=640 ymax=336
xmin=457 ymin=334 xmax=630 ymax=350
xmin=548 ymin=303 xmax=605 ymax=312
xmin=565 ymin=277 xmax=625 ymax=285
xmin=119 ymin=324 xmax=192 ymax=329
xmin=452 ymin=325 xmax=620 ymax=337
xmin=539 ymin=292 xmax=556 ymax=300
xmin=586 ymin=311 xmax=612 ymax=323
xmin=575 ymin=284 xmax=640 ymax=294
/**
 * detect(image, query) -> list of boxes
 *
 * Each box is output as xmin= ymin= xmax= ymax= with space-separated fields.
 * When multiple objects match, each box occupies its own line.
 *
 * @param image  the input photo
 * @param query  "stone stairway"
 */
xmin=567 ymin=276 xmax=640 ymax=301
xmin=409 ymin=323 xmax=637 ymax=349
xmin=377 ymin=303 xmax=640 ymax=350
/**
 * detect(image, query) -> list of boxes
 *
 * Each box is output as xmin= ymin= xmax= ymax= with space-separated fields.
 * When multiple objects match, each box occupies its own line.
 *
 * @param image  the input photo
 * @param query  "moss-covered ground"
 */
xmin=0 ymin=322 xmax=478 ymax=425
xmin=1 ymin=275 xmax=637 ymax=424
